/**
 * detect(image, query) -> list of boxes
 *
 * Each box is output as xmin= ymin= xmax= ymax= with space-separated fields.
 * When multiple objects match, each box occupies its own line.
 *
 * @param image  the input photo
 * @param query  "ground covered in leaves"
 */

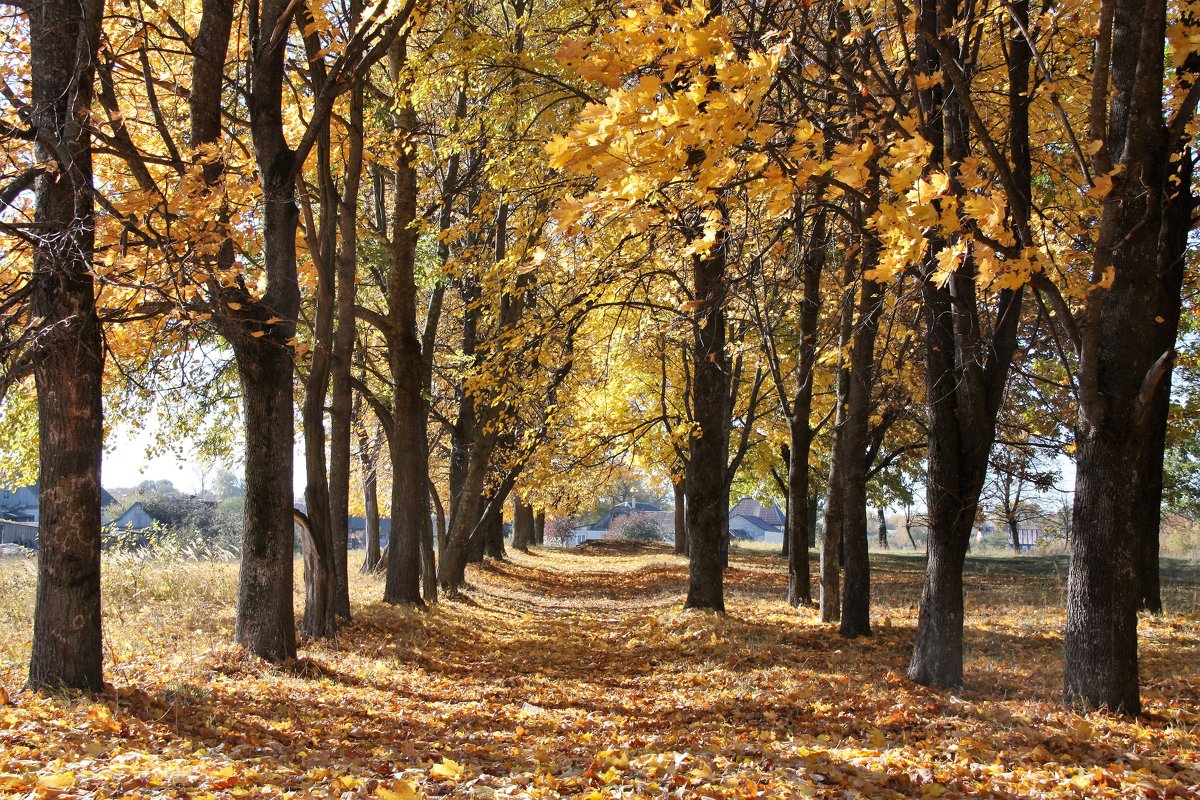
xmin=1 ymin=543 xmax=1199 ymax=799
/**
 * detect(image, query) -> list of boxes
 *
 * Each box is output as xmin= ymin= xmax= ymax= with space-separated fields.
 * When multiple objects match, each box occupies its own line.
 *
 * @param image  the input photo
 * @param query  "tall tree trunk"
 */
xmin=838 ymin=266 xmax=883 ymax=639
xmin=787 ymin=210 xmax=823 ymax=606
xmin=673 ymin=481 xmax=688 ymax=555
xmin=819 ymin=259 xmax=855 ymax=623
xmin=534 ymin=510 xmax=545 ymax=546
xmin=26 ymin=0 xmax=105 ymax=693
xmin=1063 ymin=0 xmax=1193 ymax=715
xmin=907 ymin=0 xmax=1026 ymax=688
xmin=381 ymin=91 xmax=426 ymax=606
xmin=233 ymin=0 xmax=311 ymax=662
xmin=299 ymin=123 xmax=339 ymax=640
xmin=685 ymin=223 xmax=730 ymax=612
xmin=877 ymin=508 xmax=888 ymax=549
xmin=328 ymin=65 xmax=364 ymax=620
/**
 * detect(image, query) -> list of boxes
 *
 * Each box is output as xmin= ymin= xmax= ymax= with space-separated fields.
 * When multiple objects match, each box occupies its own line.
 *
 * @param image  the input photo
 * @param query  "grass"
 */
xmin=0 ymin=543 xmax=1197 ymax=798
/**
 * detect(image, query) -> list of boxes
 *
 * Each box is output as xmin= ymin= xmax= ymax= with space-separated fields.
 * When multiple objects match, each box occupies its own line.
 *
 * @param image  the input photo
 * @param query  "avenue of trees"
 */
xmin=1 ymin=0 xmax=1198 ymax=717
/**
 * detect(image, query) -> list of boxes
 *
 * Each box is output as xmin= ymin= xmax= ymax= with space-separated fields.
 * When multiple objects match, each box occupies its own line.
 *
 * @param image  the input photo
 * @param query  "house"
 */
xmin=728 ymin=497 xmax=785 ymax=544
xmin=1016 ymin=526 xmax=1041 ymax=552
xmin=0 ymin=520 xmax=39 ymax=548
xmin=109 ymin=501 xmax=162 ymax=532
xmin=729 ymin=513 xmax=784 ymax=544
xmin=0 ymin=482 xmax=118 ymax=525
xmin=0 ymin=482 xmax=119 ymax=548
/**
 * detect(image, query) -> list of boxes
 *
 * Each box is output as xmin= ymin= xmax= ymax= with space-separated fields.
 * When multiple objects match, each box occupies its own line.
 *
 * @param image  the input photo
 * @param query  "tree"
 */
xmin=23 ymin=0 xmax=106 ymax=692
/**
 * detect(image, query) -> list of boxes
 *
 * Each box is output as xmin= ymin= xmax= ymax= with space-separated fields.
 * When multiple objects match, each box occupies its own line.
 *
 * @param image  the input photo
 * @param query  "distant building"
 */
xmin=1017 ymin=527 xmax=1041 ymax=552
xmin=728 ymin=497 xmax=786 ymax=544
xmin=0 ymin=520 xmax=38 ymax=548
xmin=1 ymin=482 xmax=117 ymax=524
xmin=0 ymin=482 xmax=119 ymax=548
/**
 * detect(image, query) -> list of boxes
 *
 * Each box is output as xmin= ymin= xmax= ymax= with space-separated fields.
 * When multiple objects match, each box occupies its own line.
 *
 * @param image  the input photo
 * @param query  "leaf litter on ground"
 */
xmin=0 ymin=543 xmax=1198 ymax=798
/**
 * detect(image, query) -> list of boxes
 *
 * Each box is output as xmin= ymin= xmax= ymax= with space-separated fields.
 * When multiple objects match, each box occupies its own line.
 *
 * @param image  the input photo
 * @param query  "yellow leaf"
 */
xmin=377 ymin=779 xmax=422 ymax=800
xmin=429 ymin=758 xmax=464 ymax=781
xmin=38 ymin=772 xmax=77 ymax=790
xmin=1086 ymin=139 xmax=1104 ymax=156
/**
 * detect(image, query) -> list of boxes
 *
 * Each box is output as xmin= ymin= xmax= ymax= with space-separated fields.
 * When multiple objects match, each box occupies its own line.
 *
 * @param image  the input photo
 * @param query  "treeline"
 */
xmin=0 ymin=0 xmax=1196 ymax=717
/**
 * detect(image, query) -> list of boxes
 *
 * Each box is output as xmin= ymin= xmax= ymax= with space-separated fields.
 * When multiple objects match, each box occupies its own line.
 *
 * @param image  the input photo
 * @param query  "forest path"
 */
xmin=1 ymin=545 xmax=1197 ymax=798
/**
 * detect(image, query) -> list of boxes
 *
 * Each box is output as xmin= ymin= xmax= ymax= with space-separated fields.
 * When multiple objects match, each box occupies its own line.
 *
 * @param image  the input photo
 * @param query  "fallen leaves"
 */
xmin=0 ymin=546 xmax=1197 ymax=799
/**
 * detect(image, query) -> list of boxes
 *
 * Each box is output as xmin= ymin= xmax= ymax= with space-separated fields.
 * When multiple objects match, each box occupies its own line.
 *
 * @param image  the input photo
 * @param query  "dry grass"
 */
xmin=0 ymin=544 xmax=1197 ymax=798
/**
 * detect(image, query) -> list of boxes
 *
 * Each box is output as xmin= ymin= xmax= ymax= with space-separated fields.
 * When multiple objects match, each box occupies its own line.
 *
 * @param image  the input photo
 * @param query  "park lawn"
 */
xmin=0 ymin=544 xmax=1197 ymax=799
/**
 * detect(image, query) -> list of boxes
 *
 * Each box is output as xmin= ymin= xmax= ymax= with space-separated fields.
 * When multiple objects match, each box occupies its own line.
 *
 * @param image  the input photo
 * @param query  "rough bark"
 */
xmin=26 ymin=0 xmax=106 ymax=693
xmin=1062 ymin=0 xmax=1195 ymax=715
xmin=534 ymin=510 xmax=546 ymax=546
xmin=233 ymin=329 xmax=298 ymax=662
xmin=685 ymin=223 xmax=730 ymax=612
xmin=877 ymin=508 xmax=888 ymax=549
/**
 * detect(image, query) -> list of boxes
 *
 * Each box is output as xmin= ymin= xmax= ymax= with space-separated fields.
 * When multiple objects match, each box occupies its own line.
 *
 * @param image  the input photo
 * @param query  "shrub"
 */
xmin=609 ymin=512 xmax=666 ymax=542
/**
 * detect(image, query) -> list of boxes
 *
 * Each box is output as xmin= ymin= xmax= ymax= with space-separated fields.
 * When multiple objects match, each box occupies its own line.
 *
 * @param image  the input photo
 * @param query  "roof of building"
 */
xmin=730 ymin=497 xmax=786 ymax=527
xmin=730 ymin=513 xmax=780 ymax=531
xmin=1 ymin=482 xmax=117 ymax=517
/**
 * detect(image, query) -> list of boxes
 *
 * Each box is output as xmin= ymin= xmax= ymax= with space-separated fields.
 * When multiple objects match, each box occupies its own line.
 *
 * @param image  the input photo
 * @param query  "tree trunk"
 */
xmin=1008 ymin=514 xmax=1021 ymax=552
xmin=877 ymin=508 xmax=888 ymax=549
xmin=229 ymin=0 xmax=322 ymax=664
xmin=420 ymin=498 xmax=438 ymax=603
xmin=328 ymin=69 xmax=364 ymax=621
xmin=685 ymin=225 xmax=730 ymax=612
xmin=513 ymin=496 xmax=534 ymax=552
xmin=838 ymin=267 xmax=883 ymax=639
xmin=384 ymin=413 xmax=426 ymax=604
xmin=381 ymin=94 xmax=426 ymax=607
xmin=1063 ymin=0 xmax=1189 ymax=716
xmin=233 ymin=332 xmax=298 ymax=662
xmin=787 ymin=417 xmax=811 ymax=607
xmin=906 ymin=0 xmax=1026 ymax=688
xmin=484 ymin=502 xmax=506 ymax=560
xmin=534 ymin=510 xmax=545 ymax=546
xmin=787 ymin=209 xmax=825 ymax=606
xmin=26 ymin=0 xmax=105 ymax=693
xmin=359 ymin=423 xmax=383 ymax=573
xmin=673 ymin=481 xmax=688 ymax=555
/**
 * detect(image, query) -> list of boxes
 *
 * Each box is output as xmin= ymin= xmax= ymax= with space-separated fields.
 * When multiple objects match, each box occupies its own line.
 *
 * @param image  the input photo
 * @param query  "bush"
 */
xmin=610 ymin=512 xmax=666 ymax=542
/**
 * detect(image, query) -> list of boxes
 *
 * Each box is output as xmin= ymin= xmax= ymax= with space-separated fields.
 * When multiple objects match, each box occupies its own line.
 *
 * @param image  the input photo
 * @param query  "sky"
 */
xmin=102 ymin=422 xmax=307 ymax=496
